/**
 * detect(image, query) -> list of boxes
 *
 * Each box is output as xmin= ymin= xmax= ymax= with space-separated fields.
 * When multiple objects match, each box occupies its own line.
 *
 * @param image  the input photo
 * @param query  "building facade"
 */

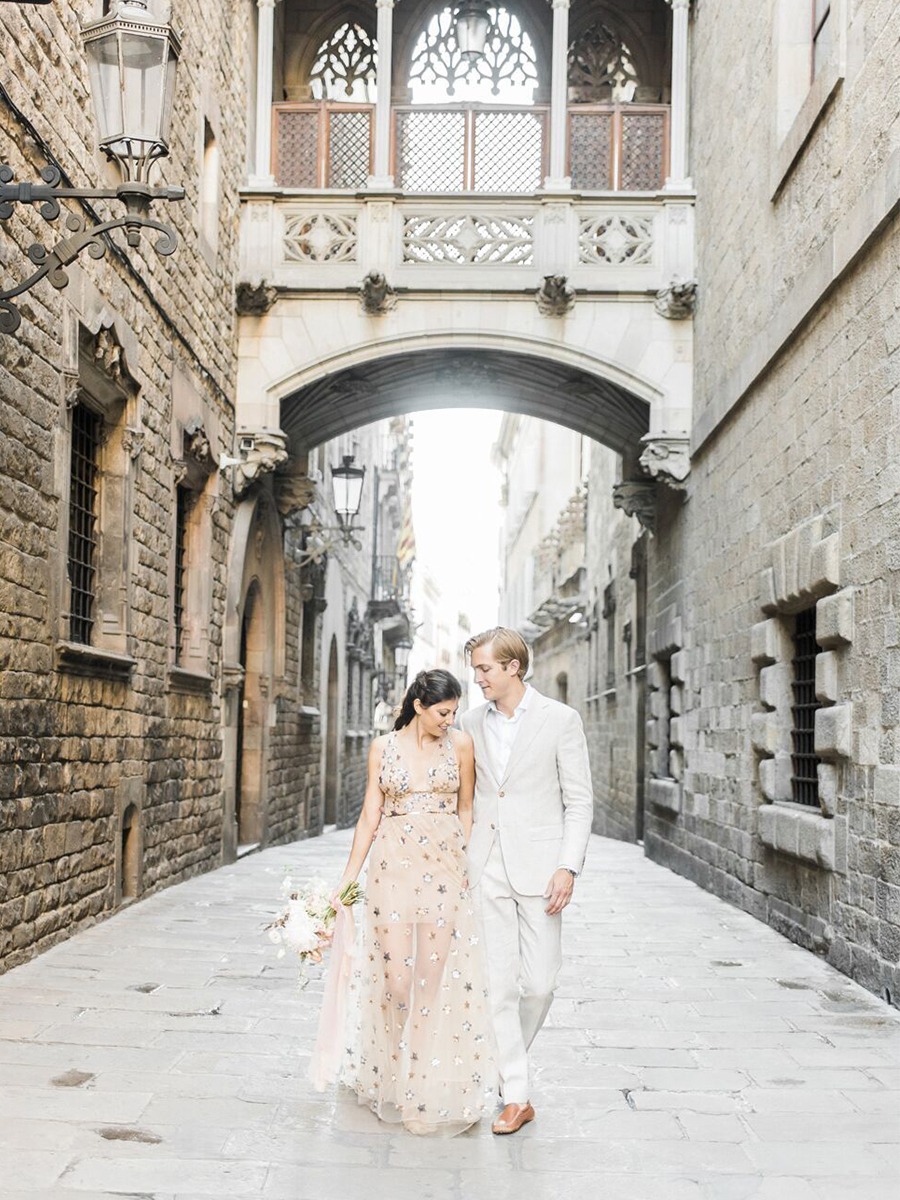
xmin=2 ymin=0 xmax=896 ymax=1007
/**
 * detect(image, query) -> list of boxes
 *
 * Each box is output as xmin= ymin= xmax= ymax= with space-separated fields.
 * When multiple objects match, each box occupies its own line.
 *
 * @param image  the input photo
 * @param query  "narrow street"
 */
xmin=0 ymin=830 xmax=897 ymax=1199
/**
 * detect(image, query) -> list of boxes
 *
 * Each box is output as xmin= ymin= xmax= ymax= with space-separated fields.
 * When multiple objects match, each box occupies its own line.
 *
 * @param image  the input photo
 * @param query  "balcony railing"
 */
xmin=372 ymin=556 xmax=408 ymax=605
xmin=271 ymin=102 xmax=669 ymax=194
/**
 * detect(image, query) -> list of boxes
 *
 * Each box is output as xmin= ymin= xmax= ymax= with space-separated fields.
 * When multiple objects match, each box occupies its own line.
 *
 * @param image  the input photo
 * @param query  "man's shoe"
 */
xmin=491 ymin=1102 xmax=535 ymax=1135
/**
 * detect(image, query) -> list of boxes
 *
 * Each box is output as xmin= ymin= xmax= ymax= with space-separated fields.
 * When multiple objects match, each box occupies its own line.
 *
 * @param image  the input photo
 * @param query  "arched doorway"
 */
xmin=236 ymin=580 xmax=266 ymax=848
xmin=323 ymin=635 xmax=340 ymax=825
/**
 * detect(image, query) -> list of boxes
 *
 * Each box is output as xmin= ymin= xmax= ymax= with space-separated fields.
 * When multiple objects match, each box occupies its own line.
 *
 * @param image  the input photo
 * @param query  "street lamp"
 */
xmin=454 ymin=1 xmax=492 ymax=62
xmin=393 ymin=634 xmax=413 ymax=689
xmin=289 ymin=454 xmax=368 ymax=566
xmin=0 ymin=0 xmax=184 ymax=334
xmin=331 ymin=454 xmax=366 ymax=529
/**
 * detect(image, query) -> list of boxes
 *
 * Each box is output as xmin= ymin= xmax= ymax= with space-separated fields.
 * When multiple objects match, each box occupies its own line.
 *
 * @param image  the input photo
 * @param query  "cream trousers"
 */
xmin=473 ymin=837 xmax=562 ymax=1104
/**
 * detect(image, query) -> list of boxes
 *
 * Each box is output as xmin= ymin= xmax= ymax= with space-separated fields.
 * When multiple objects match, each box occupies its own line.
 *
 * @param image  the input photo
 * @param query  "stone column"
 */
xmin=665 ymin=0 xmax=692 ymax=190
xmin=250 ymin=0 xmax=278 ymax=186
xmin=544 ymin=0 xmax=572 ymax=191
xmin=368 ymin=0 xmax=396 ymax=189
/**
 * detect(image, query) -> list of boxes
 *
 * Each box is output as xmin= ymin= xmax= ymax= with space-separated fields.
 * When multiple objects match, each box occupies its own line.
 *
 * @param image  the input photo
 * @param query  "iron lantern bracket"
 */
xmin=0 ymin=163 xmax=185 ymax=334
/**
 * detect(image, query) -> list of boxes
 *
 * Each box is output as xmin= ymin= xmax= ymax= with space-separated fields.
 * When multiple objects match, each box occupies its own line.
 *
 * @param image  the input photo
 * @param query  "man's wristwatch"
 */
xmin=562 ymin=868 xmax=577 ymax=878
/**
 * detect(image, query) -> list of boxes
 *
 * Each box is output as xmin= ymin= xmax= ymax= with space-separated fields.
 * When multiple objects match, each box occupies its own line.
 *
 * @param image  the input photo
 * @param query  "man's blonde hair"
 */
xmin=464 ymin=626 xmax=530 ymax=679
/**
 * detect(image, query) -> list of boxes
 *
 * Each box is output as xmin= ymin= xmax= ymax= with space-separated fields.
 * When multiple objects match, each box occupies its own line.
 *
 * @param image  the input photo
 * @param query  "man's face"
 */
xmin=471 ymin=643 xmax=520 ymax=705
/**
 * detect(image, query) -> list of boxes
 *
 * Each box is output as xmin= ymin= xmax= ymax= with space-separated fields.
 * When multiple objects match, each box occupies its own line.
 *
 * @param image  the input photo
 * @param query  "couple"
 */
xmin=324 ymin=627 xmax=593 ymax=1136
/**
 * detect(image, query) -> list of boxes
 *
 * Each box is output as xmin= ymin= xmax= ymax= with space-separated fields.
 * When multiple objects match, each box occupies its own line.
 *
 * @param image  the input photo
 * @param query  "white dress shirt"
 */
xmin=484 ymin=684 xmax=533 ymax=780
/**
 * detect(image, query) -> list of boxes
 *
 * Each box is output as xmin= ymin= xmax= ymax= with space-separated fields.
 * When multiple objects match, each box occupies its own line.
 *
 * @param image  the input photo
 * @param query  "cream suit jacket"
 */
xmin=461 ymin=689 xmax=594 ymax=895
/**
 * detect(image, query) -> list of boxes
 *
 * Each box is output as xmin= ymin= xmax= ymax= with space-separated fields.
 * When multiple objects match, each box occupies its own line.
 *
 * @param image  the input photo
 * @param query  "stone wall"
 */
xmin=0 ymin=0 xmax=250 ymax=971
xmin=643 ymin=0 xmax=900 ymax=1002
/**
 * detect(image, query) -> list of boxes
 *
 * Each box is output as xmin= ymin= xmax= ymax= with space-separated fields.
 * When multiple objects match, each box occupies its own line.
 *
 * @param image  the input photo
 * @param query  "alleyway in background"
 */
xmin=0 ymin=831 xmax=898 ymax=1200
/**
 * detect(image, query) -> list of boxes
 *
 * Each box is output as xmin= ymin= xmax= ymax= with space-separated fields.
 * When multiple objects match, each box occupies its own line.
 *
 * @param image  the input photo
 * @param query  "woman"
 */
xmin=333 ymin=669 xmax=494 ymax=1136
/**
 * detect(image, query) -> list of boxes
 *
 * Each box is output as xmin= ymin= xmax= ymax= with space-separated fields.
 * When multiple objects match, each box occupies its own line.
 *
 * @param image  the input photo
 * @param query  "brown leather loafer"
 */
xmin=491 ymin=1102 xmax=535 ymax=1135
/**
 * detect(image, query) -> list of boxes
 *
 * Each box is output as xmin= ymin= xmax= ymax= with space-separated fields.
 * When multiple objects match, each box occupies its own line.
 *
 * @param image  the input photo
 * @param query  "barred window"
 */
xmin=68 ymin=403 xmax=102 ymax=645
xmin=173 ymin=486 xmax=193 ymax=666
xmin=790 ymin=607 xmax=821 ymax=806
xmin=603 ymin=579 xmax=616 ymax=689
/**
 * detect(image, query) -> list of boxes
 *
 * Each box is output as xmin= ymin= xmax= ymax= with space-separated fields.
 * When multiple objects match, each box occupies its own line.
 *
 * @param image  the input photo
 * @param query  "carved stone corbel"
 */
xmin=123 ymin=427 xmax=145 ymax=459
xmin=612 ymin=481 xmax=657 ymax=533
xmin=536 ymin=274 xmax=575 ymax=316
xmin=230 ymin=428 xmax=290 ymax=496
xmin=235 ymin=280 xmax=278 ymax=316
xmin=639 ymin=433 xmax=691 ymax=488
xmin=275 ymin=471 xmax=319 ymax=517
xmin=359 ymin=270 xmax=396 ymax=315
xmin=654 ymin=276 xmax=698 ymax=319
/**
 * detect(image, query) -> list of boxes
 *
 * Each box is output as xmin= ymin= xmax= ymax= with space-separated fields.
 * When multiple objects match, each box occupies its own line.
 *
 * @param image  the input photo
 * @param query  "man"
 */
xmin=461 ymin=627 xmax=593 ymax=1135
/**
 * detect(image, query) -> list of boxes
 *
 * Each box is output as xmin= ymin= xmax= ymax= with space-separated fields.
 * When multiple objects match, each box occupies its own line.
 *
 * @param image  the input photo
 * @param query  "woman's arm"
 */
xmin=336 ymin=737 xmax=386 ymax=890
xmin=454 ymin=730 xmax=475 ymax=842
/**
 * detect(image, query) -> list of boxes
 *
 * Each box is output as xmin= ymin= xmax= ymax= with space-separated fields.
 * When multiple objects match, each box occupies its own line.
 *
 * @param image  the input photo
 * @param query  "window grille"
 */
xmin=68 ymin=403 xmax=101 ymax=645
xmin=173 ymin=486 xmax=192 ymax=665
xmin=603 ymin=580 xmax=616 ymax=689
xmin=790 ymin=607 xmax=821 ymax=806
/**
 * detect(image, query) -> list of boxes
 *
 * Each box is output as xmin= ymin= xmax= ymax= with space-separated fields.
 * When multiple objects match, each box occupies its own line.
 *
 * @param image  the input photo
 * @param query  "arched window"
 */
xmin=310 ymin=22 xmax=378 ymax=102
xmin=568 ymin=21 xmax=639 ymax=103
xmin=408 ymin=6 xmax=538 ymax=103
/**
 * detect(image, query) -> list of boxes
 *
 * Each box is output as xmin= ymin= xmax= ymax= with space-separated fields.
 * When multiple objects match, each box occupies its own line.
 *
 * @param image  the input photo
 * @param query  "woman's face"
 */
xmin=416 ymin=697 xmax=458 ymax=737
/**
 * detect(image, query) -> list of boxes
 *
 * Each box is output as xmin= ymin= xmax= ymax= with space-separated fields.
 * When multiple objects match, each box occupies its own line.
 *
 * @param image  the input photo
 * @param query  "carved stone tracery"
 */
xmin=408 ymin=6 xmax=538 ymax=101
xmin=567 ymin=21 xmax=639 ymax=103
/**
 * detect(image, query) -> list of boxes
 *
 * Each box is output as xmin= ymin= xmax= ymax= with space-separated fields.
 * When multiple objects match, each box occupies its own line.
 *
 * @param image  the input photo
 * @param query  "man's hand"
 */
xmin=544 ymin=868 xmax=575 ymax=915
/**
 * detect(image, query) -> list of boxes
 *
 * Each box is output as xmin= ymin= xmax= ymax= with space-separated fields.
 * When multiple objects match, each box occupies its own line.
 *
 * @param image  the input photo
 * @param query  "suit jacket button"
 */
xmin=490 ymin=823 xmax=496 ymax=830
xmin=498 ymin=790 xmax=505 ymax=797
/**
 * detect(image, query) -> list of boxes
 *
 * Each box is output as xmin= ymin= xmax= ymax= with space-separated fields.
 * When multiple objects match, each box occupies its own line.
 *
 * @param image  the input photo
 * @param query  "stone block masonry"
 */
xmin=642 ymin=0 xmax=900 ymax=1004
xmin=0 ymin=0 xmax=252 ymax=970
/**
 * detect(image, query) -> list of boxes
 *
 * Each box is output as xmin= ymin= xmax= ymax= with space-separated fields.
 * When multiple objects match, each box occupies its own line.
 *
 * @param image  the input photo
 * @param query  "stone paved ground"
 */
xmin=0 ymin=830 xmax=898 ymax=1200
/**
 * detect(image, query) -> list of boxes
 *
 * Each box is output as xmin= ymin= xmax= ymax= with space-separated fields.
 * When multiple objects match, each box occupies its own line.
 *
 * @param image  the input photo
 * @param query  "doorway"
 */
xmin=323 ymin=635 xmax=339 ymax=825
xmin=236 ymin=580 xmax=266 ymax=848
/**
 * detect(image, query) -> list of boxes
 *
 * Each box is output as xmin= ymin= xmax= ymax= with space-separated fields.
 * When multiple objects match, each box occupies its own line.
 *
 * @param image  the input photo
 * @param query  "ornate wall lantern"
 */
xmin=454 ymin=1 xmax=492 ymax=62
xmin=0 ymin=0 xmax=184 ymax=333
xmin=331 ymin=454 xmax=366 ymax=528
xmin=82 ymin=0 xmax=181 ymax=185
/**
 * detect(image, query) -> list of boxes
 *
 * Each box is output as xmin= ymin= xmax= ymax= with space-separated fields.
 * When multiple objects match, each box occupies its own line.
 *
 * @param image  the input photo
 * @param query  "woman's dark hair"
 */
xmin=393 ymin=669 xmax=462 ymax=730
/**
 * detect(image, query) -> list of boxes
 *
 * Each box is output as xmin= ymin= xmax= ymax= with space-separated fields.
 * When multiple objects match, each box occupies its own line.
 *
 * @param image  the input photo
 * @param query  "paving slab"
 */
xmin=0 ymin=830 xmax=898 ymax=1199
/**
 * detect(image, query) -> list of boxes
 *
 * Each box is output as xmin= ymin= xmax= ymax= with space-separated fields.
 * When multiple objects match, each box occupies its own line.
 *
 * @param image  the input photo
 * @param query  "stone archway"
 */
xmin=221 ymin=491 xmax=286 ymax=861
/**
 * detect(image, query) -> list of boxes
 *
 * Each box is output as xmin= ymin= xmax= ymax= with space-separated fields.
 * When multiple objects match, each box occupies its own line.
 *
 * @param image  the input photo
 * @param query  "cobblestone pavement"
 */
xmin=1 ymin=830 xmax=898 ymax=1200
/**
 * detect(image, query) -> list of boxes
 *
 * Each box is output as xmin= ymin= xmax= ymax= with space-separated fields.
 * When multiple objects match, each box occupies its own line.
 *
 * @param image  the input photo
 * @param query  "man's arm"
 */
xmin=556 ymin=707 xmax=594 ymax=876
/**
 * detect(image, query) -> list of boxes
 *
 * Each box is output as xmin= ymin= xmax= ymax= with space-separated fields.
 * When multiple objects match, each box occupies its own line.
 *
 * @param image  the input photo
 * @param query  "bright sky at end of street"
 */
xmin=410 ymin=408 xmax=503 ymax=634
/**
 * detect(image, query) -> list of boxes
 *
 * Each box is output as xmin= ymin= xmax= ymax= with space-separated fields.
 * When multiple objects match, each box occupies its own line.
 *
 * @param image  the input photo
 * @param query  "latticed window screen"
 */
xmin=68 ymin=403 xmax=101 ymax=645
xmin=790 ymin=607 xmax=821 ymax=807
xmin=329 ymin=109 xmax=372 ymax=188
xmin=569 ymin=106 xmax=667 ymax=191
xmin=620 ymin=110 xmax=667 ymax=190
xmin=395 ymin=109 xmax=467 ymax=191
xmin=173 ymin=486 xmax=192 ymax=666
xmin=275 ymin=105 xmax=372 ymax=188
xmin=569 ymin=111 xmax=613 ymax=189
xmin=276 ymin=109 xmax=320 ymax=187
xmin=472 ymin=110 xmax=545 ymax=192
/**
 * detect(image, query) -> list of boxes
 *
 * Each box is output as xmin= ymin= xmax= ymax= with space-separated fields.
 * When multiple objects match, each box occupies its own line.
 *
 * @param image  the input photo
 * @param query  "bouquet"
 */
xmin=266 ymin=876 xmax=363 ymax=981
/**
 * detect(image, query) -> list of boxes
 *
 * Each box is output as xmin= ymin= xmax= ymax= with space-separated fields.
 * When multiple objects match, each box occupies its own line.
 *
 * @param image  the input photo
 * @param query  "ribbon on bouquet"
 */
xmin=308 ymin=901 xmax=358 ymax=1091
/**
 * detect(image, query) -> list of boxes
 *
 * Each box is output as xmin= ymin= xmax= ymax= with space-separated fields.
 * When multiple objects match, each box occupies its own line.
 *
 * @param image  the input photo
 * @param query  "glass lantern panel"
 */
xmin=119 ymin=29 xmax=169 ymax=143
xmin=332 ymin=469 xmax=364 ymax=521
xmin=86 ymin=31 xmax=124 ymax=142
